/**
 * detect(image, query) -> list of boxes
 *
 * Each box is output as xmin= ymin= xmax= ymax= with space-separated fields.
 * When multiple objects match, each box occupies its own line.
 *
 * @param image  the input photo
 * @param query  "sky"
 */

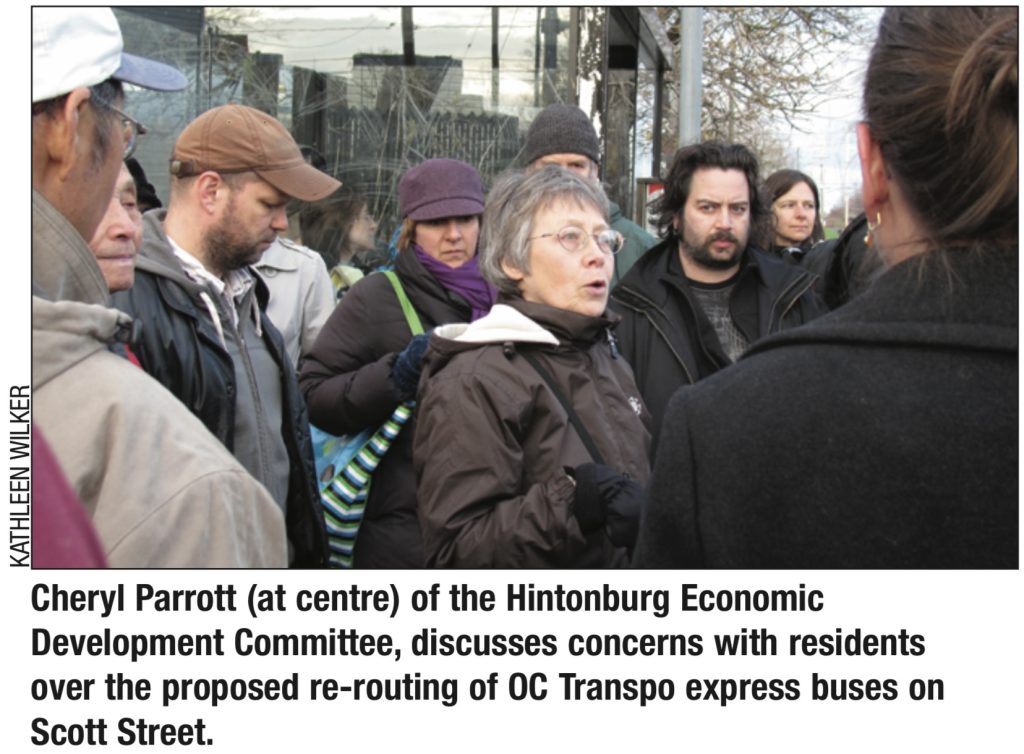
xmin=779 ymin=7 xmax=883 ymax=215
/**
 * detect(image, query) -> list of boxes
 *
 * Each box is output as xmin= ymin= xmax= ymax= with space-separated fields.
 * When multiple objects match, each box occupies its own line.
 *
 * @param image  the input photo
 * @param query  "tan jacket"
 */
xmin=414 ymin=298 xmax=652 ymax=568
xmin=32 ymin=191 xmax=287 ymax=568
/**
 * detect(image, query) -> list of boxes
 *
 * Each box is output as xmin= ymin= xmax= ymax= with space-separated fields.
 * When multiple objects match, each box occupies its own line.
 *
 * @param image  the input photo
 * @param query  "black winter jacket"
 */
xmin=112 ymin=213 xmax=327 ymax=568
xmin=299 ymin=249 xmax=475 ymax=568
xmin=633 ymin=247 xmax=1018 ymax=568
xmin=801 ymin=213 xmax=885 ymax=310
xmin=610 ymin=237 xmax=824 ymax=446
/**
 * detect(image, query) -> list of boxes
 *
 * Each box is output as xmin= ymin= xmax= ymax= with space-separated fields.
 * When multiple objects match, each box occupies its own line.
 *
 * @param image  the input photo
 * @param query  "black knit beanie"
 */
xmin=522 ymin=103 xmax=601 ymax=166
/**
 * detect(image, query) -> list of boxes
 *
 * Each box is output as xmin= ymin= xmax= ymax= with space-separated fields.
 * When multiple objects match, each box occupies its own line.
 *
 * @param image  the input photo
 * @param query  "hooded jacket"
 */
xmin=111 ymin=210 xmax=327 ymax=567
xmin=413 ymin=297 xmax=652 ymax=568
xmin=299 ymin=249 xmax=476 ymax=567
xmin=31 ymin=191 xmax=286 ymax=567
xmin=611 ymin=237 xmax=824 ymax=446
xmin=633 ymin=247 xmax=1018 ymax=569
xmin=609 ymin=200 xmax=657 ymax=286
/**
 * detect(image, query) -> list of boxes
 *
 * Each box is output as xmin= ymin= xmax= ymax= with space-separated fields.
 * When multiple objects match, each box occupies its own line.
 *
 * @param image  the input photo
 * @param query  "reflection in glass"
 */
xmin=117 ymin=6 xmax=657 ymax=244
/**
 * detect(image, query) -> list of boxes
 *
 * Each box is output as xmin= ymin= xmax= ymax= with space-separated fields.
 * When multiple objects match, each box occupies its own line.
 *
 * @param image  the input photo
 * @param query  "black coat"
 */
xmin=801 ymin=213 xmax=885 ymax=310
xmin=299 ymin=249 xmax=474 ymax=568
xmin=633 ymin=247 xmax=1018 ymax=569
xmin=112 ymin=216 xmax=327 ymax=568
xmin=610 ymin=238 xmax=824 ymax=447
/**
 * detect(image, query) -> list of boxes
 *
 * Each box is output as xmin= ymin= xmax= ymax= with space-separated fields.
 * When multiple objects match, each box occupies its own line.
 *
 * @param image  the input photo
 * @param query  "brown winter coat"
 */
xmin=414 ymin=297 xmax=652 ymax=568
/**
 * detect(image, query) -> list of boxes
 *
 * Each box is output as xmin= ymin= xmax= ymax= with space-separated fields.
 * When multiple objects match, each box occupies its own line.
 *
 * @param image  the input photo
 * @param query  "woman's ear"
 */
xmin=857 ymin=122 xmax=890 ymax=215
xmin=500 ymin=257 xmax=525 ymax=283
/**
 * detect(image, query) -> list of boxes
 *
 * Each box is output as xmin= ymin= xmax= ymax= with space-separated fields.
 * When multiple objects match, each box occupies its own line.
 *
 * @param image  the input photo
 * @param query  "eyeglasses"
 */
xmin=528 ymin=225 xmax=624 ymax=255
xmin=90 ymin=95 xmax=148 ymax=159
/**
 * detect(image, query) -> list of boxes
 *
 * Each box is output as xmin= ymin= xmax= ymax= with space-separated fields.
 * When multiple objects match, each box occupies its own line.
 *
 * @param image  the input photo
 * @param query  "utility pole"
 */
xmin=401 ymin=8 xmax=415 ymax=65
xmin=491 ymin=8 xmax=499 ymax=108
xmin=678 ymin=7 xmax=703 ymax=146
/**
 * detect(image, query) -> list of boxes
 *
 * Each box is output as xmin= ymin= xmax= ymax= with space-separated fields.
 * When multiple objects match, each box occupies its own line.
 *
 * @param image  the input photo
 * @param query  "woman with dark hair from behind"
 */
xmin=634 ymin=7 xmax=1017 ymax=569
xmin=299 ymin=186 xmax=381 ymax=299
xmin=757 ymin=168 xmax=824 ymax=261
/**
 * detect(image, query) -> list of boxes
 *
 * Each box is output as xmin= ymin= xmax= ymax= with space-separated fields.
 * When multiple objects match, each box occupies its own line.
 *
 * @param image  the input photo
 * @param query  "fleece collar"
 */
xmin=434 ymin=304 xmax=559 ymax=346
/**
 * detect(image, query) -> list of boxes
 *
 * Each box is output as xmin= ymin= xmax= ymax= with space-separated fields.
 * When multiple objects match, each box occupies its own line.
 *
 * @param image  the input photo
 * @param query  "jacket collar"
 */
xmin=615 ymin=235 xmax=809 ymax=306
xmin=753 ymin=247 xmax=1018 ymax=354
xmin=255 ymin=238 xmax=302 ymax=273
xmin=394 ymin=245 xmax=475 ymax=323
xmin=424 ymin=296 xmax=620 ymax=378
xmin=503 ymin=295 xmax=619 ymax=346
xmin=32 ymin=190 xmax=110 ymax=306
xmin=138 ymin=209 xmax=272 ymax=312
xmin=433 ymin=304 xmax=559 ymax=346
xmin=32 ymin=295 xmax=133 ymax=389
xmin=434 ymin=297 xmax=619 ymax=346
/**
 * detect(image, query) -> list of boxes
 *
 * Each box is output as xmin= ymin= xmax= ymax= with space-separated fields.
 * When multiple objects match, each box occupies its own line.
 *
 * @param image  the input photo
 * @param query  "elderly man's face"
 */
xmin=88 ymin=164 xmax=142 ymax=291
xmin=73 ymin=94 xmax=131 ymax=241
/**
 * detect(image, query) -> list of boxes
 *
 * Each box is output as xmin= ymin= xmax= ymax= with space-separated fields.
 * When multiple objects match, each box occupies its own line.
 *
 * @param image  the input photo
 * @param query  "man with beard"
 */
xmin=113 ymin=104 xmax=340 ymax=567
xmin=611 ymin=141 xmax=824 ymax=449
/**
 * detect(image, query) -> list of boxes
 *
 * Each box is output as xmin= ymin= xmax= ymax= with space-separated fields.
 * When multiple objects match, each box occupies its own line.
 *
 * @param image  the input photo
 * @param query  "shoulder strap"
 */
xmin=382 ymin=270 xmax=425 ymax=336
xmin=518 ymin=349 xmax=606 ymax=466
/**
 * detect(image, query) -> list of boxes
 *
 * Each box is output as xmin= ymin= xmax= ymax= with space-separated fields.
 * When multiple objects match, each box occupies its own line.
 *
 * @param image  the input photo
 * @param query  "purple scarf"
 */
xmin=413 ymin=244 xmax=497 ymax=321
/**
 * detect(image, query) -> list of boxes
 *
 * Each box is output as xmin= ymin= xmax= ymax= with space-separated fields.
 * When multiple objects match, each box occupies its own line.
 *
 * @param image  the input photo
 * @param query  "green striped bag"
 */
xmin=319 ymin=270 xmax=424 ymax=568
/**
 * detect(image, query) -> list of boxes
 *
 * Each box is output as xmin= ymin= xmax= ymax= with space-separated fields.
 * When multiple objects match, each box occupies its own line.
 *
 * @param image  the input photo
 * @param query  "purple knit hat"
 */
xmin=398 ymin=158 xmax=485 ymax=221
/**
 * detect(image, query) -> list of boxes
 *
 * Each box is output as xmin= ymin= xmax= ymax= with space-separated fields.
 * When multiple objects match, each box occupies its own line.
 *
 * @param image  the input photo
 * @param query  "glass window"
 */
xmin=118 ymin=7 xmax=655 ymax=246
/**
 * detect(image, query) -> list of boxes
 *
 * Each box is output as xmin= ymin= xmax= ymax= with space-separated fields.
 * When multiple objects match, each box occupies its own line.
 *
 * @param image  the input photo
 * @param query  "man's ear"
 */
xmin=500 ymin=257 xmax=525 ymax=283
xmin=195 ymin=172 xmax=227 ymax=215
xmin=856 ymin=121 xmax=889 ymax=216
xmin=48 ymin=88 xmax=92 ymax=182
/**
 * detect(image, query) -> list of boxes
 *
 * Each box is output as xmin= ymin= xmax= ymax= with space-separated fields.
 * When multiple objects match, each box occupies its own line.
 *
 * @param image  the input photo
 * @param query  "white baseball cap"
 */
xmin=33 ymin=7 xmax=187 ymax=103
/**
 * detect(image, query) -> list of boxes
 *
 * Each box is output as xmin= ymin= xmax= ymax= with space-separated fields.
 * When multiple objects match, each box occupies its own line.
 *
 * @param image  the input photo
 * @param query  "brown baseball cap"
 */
xmin=169 ymin=104 xmax=340 ymax=201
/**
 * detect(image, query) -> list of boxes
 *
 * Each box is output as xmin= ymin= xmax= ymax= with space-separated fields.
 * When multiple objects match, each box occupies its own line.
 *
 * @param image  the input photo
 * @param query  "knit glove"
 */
xmin=570 ymin=463 xmax=644 ymax=549
xmin=391 ymin=333 xmax=431 ymax=399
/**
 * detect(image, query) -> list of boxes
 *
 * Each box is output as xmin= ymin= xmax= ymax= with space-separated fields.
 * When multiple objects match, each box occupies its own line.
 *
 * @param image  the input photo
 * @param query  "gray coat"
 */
xmin=32 ymin=191 xmax=287 ymax=567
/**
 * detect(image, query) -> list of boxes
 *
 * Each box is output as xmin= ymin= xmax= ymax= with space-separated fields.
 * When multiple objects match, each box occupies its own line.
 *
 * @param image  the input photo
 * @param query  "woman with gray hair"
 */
xmin=413 ymin=165 xmax=652 ymax=568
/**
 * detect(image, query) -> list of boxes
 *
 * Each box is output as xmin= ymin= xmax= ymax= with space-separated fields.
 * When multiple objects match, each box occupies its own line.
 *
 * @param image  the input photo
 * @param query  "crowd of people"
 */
xmin=31 ymin=7 xmax=1017 ymax=569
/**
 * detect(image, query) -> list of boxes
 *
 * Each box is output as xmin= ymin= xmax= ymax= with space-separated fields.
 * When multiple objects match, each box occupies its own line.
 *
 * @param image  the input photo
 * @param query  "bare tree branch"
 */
xmin=659 ymin=7 xmax=872 ymax=172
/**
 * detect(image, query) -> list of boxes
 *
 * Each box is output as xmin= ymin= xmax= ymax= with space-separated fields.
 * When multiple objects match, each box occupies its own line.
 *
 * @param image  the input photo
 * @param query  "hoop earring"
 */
xmin=864 ymin=211 xmax=882 ymax=248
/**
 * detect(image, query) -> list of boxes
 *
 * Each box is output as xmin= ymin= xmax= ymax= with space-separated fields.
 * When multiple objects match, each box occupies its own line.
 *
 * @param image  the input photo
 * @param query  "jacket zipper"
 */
xmin=767 ymin=273 xmax=815 ymax=332
xmin=226 ymin=300 xmax=275 ymax=497
xmin=613 ymin=288 xmax=698 ymax=385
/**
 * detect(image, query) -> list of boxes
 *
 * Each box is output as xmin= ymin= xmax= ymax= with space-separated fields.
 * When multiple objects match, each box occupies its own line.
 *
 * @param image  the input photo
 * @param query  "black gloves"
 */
xmin=570 ymin=463 xmax=644 ymax=549
xmin=391 ymin=333 xmax=431 ymax=399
